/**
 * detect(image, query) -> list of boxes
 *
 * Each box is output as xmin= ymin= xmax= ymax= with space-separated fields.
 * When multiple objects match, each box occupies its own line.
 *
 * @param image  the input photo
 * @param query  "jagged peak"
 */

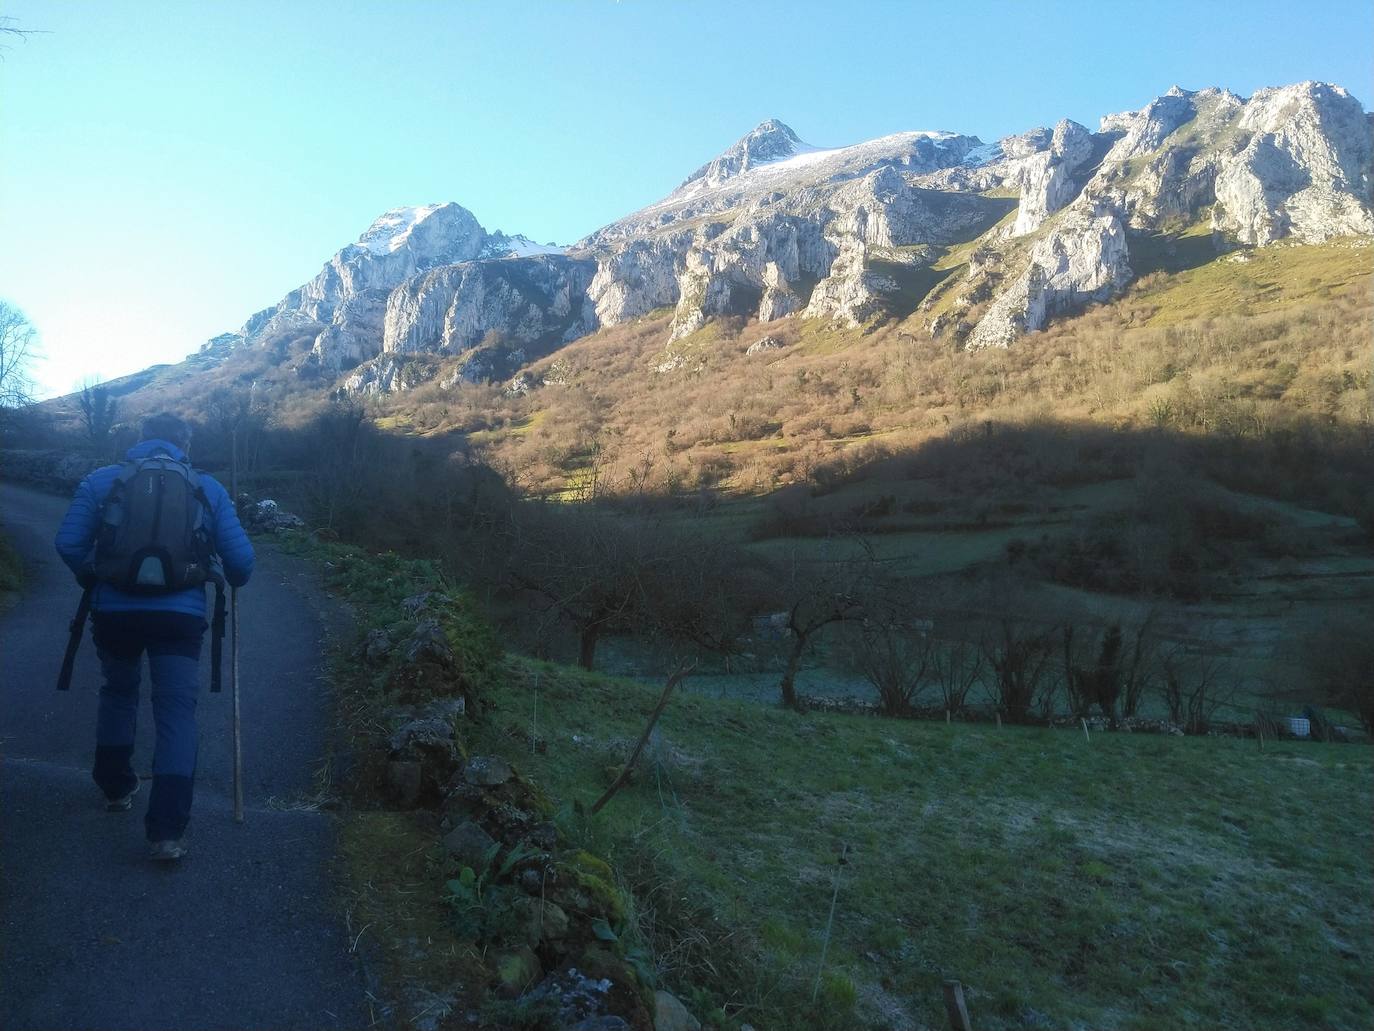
xmin=681 ymin=118 xmax=808 ymax=189
xmin=356 ymin=202 xmax=481 ymax=255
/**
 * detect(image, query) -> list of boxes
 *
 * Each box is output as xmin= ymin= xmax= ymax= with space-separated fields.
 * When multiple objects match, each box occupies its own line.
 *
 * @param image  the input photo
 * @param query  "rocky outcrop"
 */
xmin=1212 ymin=82 xmax=1374 ymax=243
xmin=803 ymin=239 xmax=891 ymax=327
xmin=662 ymin=215 xmax=833 ymax=341
xmin=212 ymin=204 xmax=568 ymax=373
xmin=588 ymin=237 xmax=685 ymax=324
xmin=292 ymin=204 xmax=489 ymax=369
xmin=1098 ymin=87 xmax=1201 ymax=162
xmin=339 ymin=353 xmax=440 ymax=396
xmin=969 ymin=204 xmax=1131 ymax=348
xmin=352 ymin=255 xmax=598 ymax=391
xmin=1005 ymin=120 xmax=1095 ymax=237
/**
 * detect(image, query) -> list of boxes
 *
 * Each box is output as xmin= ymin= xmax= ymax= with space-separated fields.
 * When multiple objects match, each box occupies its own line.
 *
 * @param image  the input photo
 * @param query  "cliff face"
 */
xmin=191 ymin=80 xmax=1372 ymax=392
xmin=217 ymin=204 xmax=565 ymax=375
xmin=952 ymin=82 xmax=1373 ymax=348
xmin=577 ymin=80 xmax=1370 ymax=359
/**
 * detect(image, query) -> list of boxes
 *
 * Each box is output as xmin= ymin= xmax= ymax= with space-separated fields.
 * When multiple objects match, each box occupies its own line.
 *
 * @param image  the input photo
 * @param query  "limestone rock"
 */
xmin=403 ymin=619 xmax=454 ymax=667
xmin=1212 ymin=81 xmax=1374 ymax=243
xmin=462 ymin=755 xmax=514 ymax=786
xmin=969 ymin=204 xmax=1130 ymax=348
xmin=681 ymin=117 xmax=807 ymax=189
xmin=653 ymin=990 xmax=701 ymax=1031
xmin=241 ymin=498 xmax=306 ymax=533
xmin=378 ymin=255 xmax=598 ymax=388
xmin=264 ymin=204 xmax=489 ymax=369
xmin=1006 ymin=120 xmax=1094 ymax=237
xmin=442 ymin=820 xmax=497 ymax=869
xmin=589 ymin=237 xmax=685 ymax=324
xmin=387 ymin=703 xmax=461 ymax=801
xmin=525 ymin=968 xmax=615 ymax=1026
xmin=745 ymin=335 xmax=783 ymax=355
xmin=511 ymin=896 xmax=570 ymax=945
xmin=339 ymin=353 xmax=438 ymax=395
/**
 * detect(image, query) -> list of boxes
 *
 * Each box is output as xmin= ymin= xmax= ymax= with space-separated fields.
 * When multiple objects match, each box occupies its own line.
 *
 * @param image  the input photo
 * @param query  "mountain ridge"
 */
xmin=169 ymin=80 xmax=1371 ymax=399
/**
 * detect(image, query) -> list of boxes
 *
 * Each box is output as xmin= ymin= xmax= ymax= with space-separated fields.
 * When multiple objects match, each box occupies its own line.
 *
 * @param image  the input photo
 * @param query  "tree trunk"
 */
xmin=779 ymin=635 xmax=807 ymax=710
xmin=578 ymin=626 xmax=600 ymax=671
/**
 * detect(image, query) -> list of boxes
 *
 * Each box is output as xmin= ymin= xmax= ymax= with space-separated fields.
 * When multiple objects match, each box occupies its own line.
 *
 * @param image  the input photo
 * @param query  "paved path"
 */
xmin=0 ymin=483 xmax=374 ymax=1030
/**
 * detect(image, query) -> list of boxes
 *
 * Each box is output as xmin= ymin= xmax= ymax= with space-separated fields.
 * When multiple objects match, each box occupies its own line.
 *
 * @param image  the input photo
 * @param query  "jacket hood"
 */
xmin=125 ymin=438 xmax=189 ymax=462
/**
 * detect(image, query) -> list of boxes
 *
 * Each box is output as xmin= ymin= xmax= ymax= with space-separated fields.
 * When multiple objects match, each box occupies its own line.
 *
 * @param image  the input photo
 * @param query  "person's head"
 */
xmin=141 ymin=412 xmax=193 ymax=452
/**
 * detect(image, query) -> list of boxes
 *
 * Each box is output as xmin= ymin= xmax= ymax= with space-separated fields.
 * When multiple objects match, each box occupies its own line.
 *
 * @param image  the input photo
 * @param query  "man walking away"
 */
xmin=54 ymin=413 xmax=254 ymax=861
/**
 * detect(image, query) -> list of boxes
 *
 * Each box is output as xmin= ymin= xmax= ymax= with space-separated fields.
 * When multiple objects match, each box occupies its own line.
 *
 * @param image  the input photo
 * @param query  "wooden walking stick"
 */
xmin=231 ymin=426 xmax=244 ymax=824
xmin=231 ymin=584 xmax=243 ymax=823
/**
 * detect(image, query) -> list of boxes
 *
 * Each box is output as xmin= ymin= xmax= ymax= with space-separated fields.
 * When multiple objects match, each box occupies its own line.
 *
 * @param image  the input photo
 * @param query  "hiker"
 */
xmin=54 ymin=412 xmax=254 ymax=861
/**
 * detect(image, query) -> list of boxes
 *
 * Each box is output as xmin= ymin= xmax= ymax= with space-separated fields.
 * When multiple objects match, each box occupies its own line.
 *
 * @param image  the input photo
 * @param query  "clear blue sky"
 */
xmin=2 ymin=0 xmax=1370 ymax=398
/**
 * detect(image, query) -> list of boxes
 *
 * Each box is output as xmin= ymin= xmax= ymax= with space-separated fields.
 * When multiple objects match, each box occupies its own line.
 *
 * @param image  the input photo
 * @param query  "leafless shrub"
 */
xmin=1159 ymin=632 xmax=1237 ymax=734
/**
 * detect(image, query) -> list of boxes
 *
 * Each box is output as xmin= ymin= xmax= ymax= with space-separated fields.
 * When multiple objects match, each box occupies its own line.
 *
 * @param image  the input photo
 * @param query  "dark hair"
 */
xmin=141 ymin=412 xmax=193 ymax=450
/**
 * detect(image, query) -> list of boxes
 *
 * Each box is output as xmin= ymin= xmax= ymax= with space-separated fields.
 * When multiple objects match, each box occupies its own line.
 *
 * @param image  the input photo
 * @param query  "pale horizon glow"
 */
xmin=1 ymin=0 xmax=1369 ymax=400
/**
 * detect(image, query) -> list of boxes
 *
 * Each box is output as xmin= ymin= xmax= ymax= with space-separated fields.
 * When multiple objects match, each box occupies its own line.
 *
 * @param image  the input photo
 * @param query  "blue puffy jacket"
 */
xmin=54 ymin=438 xmax=255 ymax=618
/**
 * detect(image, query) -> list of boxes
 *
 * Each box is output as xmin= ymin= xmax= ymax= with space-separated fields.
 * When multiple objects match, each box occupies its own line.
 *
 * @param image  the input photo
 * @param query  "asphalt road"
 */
xmin=0 ymin=482 xmax=375 ymax=1030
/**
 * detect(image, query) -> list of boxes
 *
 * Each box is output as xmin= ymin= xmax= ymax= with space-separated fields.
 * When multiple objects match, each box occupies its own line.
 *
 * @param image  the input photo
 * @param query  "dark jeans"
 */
xmin=90 ymin=611 xmax=206 ymax=842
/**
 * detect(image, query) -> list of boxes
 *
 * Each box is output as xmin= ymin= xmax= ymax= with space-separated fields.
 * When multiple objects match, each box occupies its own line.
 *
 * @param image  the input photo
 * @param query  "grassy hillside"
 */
xmin=288 ymin=532 xmax=1372 ymax=1031
xmin=488 ymin=661 xmax=1373 ymax=1031
xmin=368 ymin=239 xmax=1370 ymax=500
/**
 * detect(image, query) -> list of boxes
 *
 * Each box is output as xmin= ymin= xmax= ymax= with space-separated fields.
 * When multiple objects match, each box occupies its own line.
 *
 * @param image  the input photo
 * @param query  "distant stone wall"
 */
xmin=0 ymin=449 xmax=102 ymax=494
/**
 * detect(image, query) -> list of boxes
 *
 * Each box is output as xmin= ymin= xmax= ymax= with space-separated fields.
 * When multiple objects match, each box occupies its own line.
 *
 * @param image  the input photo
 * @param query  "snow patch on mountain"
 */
xmin=358 ymin=204 xmax=448 ymax=255
xmin=482 ymin=233 xmax=567 ymax=258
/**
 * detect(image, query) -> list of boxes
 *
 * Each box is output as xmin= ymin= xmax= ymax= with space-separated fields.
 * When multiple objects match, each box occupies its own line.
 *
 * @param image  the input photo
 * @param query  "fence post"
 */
xmin=942 ymin=979 xmax=973 ymax=1031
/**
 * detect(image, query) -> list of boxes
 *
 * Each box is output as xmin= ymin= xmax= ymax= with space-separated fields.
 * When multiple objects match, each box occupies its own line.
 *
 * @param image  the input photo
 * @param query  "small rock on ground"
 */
xmin=653 ymin=989 xmax=701 ymax=1031
xmin=463 ymin=755 xmax=514 ymax=786
xmin=442 ymin=820 xmax=497 ymax=869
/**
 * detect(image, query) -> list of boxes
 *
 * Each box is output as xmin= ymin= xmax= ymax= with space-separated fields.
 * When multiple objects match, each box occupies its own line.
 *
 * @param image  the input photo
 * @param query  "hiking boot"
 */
xmin=106 ymin=780 xmax=141 ymax=812
xmin=148 ymin=839 xmax=188 ymax=862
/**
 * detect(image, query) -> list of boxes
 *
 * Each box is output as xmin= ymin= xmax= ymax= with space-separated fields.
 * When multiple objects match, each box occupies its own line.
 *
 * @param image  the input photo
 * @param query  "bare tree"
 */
xmin=1160 ymin=633 xmax=1235 ymax=733
xmin=843 ymin=577 xmax=943 ymax=716
xmin=849 ymin=615 xmax=934 ymax=716
xmin=1118 ymin=614 xmax=1162 ymax=719
xmin=492 ymin=503 xmax=762 ymax=672
xmin=300 ymin=400 xmax=368 ymax=531
xmin=205 ymin=384 xmax=269 ymax=478
xmin=981 ymin=613 xmax=1058 ymax=723
xmin=641 ymin=523 xmax=770 ymax=658
xmin=502 ymin=504 xmax=661 ymax=670
xmin=1062 ymin=623 xmax=1132 ymax=725
xmin=929 ymin=635 xmax=984 ymax=716
xmin=0 ymin=16 xmax=40 ymax=53
xmin=772 ymin=541 xmax=874 ymax=710
xmin=0 ymin=301 xmax=36 ymax=421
